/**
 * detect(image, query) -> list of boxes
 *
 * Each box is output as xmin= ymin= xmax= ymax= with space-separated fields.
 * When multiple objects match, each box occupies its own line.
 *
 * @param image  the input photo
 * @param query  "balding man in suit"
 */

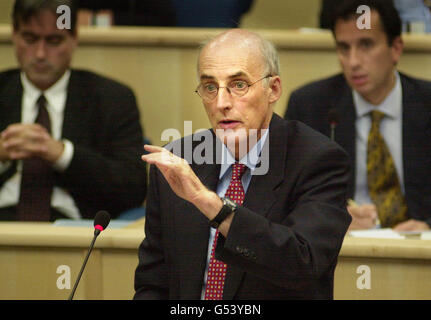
xmin=134 ymin=29 xmax=351 ymax=300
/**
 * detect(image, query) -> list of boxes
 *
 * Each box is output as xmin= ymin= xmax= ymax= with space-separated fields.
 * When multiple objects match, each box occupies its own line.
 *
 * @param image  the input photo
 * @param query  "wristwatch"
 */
xmin=209 ymin=197 xmax=237 ymax=228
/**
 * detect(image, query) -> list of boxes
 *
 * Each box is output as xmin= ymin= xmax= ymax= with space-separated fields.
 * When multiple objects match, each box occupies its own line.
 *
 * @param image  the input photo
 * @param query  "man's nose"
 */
xmin=215 ymin=87 xmax=233 ymax=110
xmin=347 ymin=47 xmax=361 ymax=69
xmin=35 ymin=40 xmax=47 ymax=59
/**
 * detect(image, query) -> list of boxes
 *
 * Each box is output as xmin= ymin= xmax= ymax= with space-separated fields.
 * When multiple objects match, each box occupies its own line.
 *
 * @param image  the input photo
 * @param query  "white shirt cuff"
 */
xmin=53 ymin=139 xmax=74 ymax=172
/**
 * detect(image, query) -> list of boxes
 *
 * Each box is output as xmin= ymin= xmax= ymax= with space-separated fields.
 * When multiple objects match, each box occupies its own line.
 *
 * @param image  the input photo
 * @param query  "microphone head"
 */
xmin=328 ymin=108 xmax=339 ymax=125
xmin=94 ymin=210 xmax=111 ymax=233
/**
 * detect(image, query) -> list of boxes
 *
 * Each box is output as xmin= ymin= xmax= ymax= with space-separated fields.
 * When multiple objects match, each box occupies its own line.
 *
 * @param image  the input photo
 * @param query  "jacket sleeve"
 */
xmin=285 ymin=89 xmax=304 ymax=121
xmin=58 ymin=83 xmax=147 ymax=218
xmin=134 ymin=165 xmax=169 ymax=299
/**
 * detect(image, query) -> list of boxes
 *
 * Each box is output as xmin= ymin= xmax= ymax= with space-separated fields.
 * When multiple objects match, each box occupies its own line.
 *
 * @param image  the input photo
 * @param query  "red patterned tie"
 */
xmin=204 ymin=162 xmax=246 ymax=300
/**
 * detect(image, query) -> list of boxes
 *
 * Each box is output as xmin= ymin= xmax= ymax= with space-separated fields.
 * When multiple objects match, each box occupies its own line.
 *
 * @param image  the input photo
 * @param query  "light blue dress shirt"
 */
xmin=353 ymin=71 xmax=404 ymax=206
xmin=200 ymin=128 xmax=269 ymax=299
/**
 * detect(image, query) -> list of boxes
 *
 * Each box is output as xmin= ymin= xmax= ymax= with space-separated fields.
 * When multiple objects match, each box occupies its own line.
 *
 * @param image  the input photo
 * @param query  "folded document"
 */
xmin=349 ymin=228 xmax=431 ymax=240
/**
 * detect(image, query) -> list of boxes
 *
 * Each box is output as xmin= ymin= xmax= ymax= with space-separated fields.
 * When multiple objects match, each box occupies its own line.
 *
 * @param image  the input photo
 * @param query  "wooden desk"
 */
xmin=0 ymin=222 xmax=144 ymax=300
xmin=1 ymin=222 xmax=431 ymax=299
xmin=335 ymin=236 xmax=431 ymax=300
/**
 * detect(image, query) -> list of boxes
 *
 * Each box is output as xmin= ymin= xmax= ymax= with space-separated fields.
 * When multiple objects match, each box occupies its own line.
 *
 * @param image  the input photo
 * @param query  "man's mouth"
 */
xmin=32 ymin=62 xmax=50 ymax=72
xmin=218 ymin=119 xmax=241 ymax=129
xmin=351 ymin=74 xmax=368 ymax=86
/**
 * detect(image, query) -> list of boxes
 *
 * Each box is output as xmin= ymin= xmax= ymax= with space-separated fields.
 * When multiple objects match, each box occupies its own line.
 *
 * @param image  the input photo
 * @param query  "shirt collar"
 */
xmin=20 ymin=70 xmax=71 ymax=112
xmin=353 ymin=71 xmax=402 ymax=120
xmin=218 ymin=128 xmax=269 ymax=179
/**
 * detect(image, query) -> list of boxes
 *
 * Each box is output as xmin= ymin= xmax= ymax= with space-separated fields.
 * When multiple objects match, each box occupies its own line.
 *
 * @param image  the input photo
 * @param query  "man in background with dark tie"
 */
xmin=0 ymin=0 xmax=147 ymax=221
xmin=134 ymin=29 xmax=351 ymax=300
xmin=285 ymin=0 xmax=431 ymax=231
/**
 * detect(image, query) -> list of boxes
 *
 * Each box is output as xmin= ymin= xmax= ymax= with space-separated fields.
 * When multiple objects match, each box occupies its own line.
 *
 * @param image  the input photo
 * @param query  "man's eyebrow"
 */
xmin=228 ymin=71 xmax=248 ymax=78
xmin=20 ymin=31 xmax=38 ymax=37
xmin=335 ymin=40 xmax=347 ymax=45
xmin=336 ymin=36 xmax=374 ymax=46
xmin=200 ymin=71 xmax=248 ymax=81
xmin=200 ymin=74 xmax=215 ymax=81
xmin=20 ymin=30 xmax=65 ymax=39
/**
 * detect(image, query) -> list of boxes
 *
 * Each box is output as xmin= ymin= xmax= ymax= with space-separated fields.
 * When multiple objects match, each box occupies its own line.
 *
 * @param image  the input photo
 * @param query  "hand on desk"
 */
xmin=393 ymin=219 xmax=430 ymax=231
xmin=347 ymin=199 xmax=430 ymax=231
xmin=347 ymin=203 xmax=379 ymax=231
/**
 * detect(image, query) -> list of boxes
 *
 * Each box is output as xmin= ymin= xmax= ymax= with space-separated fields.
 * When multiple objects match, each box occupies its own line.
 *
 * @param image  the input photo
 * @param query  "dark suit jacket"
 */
xmin=285 ymin=73 xmax=431 ymax=226
xmin=79 ymin=0 xmax=176 ymax=26
xmin=134 ymin=114 xmax=351 ymax=299
xmin=0 ymin=69 xmax=147 ymax=219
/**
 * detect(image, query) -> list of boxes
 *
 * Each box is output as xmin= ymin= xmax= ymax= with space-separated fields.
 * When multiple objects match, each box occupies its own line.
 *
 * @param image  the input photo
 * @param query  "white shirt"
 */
xmin=353 ymin=71 xmax=404 ymax=205
xmin=200 ymin=128 xmax=269 ymax=299
xmin=0 ymin=71 xmax=81 ymax=219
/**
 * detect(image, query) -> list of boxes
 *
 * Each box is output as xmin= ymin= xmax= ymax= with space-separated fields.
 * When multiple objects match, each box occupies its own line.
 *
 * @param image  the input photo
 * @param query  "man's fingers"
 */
xmin=142 ymin=145 xmax=185 ymax=165
xmin=362 ymin=205 xmax=378 ymax=220
xmin=8 ymin=149 xmax=33 ymax=160
xmin=2 ymin=123 xmax=47 ymax=139
xmin=143 ymin=144 xmax=165 ymax=153
xmin=2 ymin=125 xmax=49 ymax=145
xmin=393 ymin=219 xmax=429 ymax=231
xmin=348 ymin=204 xmax=377 ymax=219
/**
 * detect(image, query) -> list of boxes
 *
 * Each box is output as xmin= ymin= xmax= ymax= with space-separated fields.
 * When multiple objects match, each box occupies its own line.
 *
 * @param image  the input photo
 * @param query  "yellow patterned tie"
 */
xmin=367 ymin=110 xmax=407 ymax=228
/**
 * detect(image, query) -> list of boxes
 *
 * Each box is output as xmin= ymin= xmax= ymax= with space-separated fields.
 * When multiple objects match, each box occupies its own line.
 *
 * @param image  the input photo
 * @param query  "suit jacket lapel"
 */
xmin=333 ymin=80 xmax=356 ymax=198
xmin=176 ymin=136 xmax=221 ymax=299
xmin=242 ymin=114 xmax=286 ymax=216
xmin=0 ymin=70 xmax=22 ymax=129
xmin=400 ymin=74 xmax=430 ymax=209
xmin=61 ymin=70 xmax=91 ymax=142
xmin=223 ymin=114 xmax=286 ymax=300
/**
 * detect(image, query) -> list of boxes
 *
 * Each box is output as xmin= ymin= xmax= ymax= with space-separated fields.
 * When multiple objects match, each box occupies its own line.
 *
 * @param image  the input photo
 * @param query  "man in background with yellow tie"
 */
xmin=0 ymin=0 xmax=147 ymax=221
xmin=285 ymin=0 xmax=431 ymax=231
xmin=134 ymin=29 xmax=351 ymax=299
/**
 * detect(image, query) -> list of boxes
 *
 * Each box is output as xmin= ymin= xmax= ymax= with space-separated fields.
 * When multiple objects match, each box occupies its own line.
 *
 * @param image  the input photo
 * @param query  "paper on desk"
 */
xmin=420 ymin=231 xmax=431 ymax=240
xmin=53 ymin=219 xmax=132 ymax=229
xmin=348 ymin=228 xmax=406 ymax=239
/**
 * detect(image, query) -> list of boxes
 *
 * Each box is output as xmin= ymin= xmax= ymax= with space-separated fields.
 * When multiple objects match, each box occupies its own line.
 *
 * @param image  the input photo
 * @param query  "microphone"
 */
xmin=328 ymin=108 xmax=339 ymax=141
xmin=68 ymin=210 xmax=111 ymax=300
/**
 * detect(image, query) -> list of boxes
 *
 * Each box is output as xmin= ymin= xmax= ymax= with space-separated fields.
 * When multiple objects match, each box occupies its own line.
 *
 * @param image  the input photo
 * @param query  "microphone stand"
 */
xmin=68 ymin=231 xmax=100 ymax=300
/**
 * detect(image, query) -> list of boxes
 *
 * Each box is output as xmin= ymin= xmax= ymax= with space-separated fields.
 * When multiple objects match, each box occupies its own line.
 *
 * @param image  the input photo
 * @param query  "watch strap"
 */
xmin=209 ymin=198 xmax=236 ymax=228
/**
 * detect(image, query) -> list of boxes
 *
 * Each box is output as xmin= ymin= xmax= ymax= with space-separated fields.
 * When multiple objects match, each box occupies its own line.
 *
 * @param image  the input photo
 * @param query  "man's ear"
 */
xmin=11 ymin=28 xmax=19 ymax=46
xmin=268 ymin=76 xmax=282 ymax=105
xmin=391 ymin=36 xmax=404 ymax=66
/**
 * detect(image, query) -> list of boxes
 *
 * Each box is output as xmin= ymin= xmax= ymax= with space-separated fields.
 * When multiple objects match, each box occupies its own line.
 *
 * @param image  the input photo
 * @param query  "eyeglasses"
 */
xmin=195 ymin=75 xmax=272 ymax=101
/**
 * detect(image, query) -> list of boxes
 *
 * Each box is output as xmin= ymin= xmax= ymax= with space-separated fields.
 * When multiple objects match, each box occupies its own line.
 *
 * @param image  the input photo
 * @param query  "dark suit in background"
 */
xmin=285 ymin=73 xmax=431 ymax=226
xmin=78 ymin=0 xmax=176 ymax=26
xmin=79 ymin=0 xmax=254 ymax=28
xmin=171 ymin=0 xmax=254 ymax=28
xmin=0 ymin=68 xmax=147 ymax=219
xmin=134 ymin=114 xmax=351 ymax=299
